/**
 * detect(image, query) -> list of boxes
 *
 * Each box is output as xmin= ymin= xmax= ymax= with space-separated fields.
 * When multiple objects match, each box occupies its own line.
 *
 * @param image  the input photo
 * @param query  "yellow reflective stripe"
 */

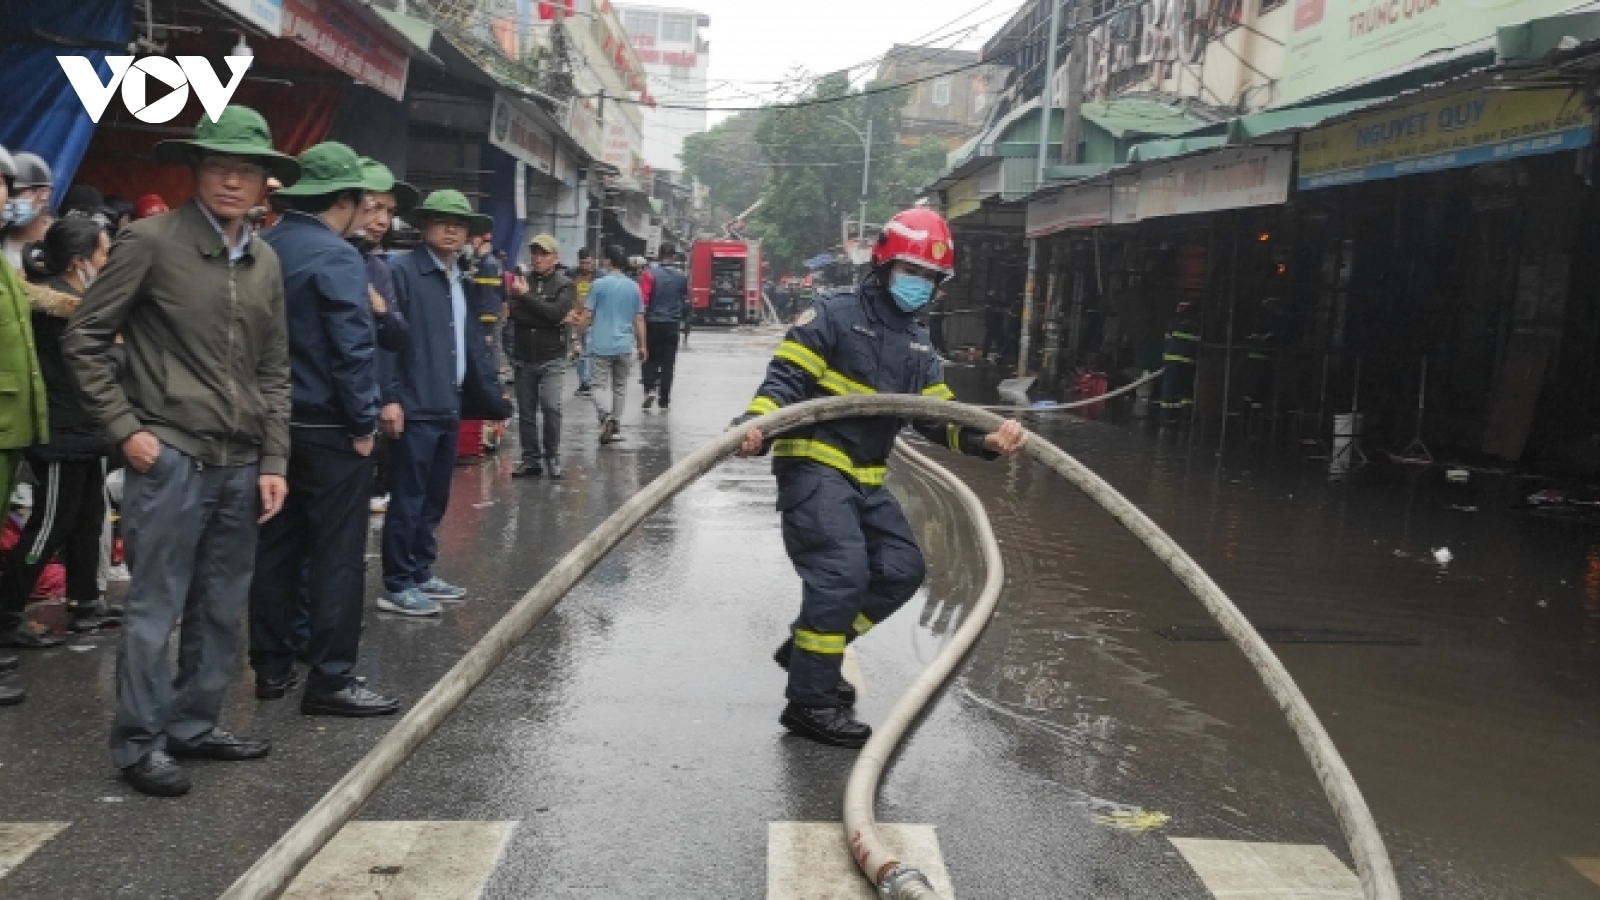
xmin=817 ymin=368 xmax=876 ymax=397
xmin=853 ymin=614 xmax=874 ymax=636
xmin=473 ymin=277 xmax=501 ymax=286
xmin=1163 ymin=354 xmax=1193 ymax=364
xmin=946 ymin=423 xmax=961 ymax=452
xmin=771 ymin=439 xmax=887 ymax=486
xmin=774 ymin=340 xmax=826 ymax=378
xmin=1168 ymin=331 xmax=1200 ymax=341
xmin=793 ymin=629 xmax=848 ymax=654
xmin=747 ymin=396 xmax=779 ymax=416
xmin=479 ymin=314 xmax=499 ymax=323
xmin=922 ymin=383 xmax=955 ymax=401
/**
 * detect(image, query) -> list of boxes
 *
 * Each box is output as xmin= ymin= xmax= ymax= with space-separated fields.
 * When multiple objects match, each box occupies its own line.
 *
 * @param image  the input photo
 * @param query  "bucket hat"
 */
xmin=358 ymin=158 xmax=419 ymax=215
xmin=273 ymin=142 xmax=366 ymax=197
xmin=412 ymin=189 xmax=491 ymax=234
xmin=153 ymin=106 xmax=301 ymax=185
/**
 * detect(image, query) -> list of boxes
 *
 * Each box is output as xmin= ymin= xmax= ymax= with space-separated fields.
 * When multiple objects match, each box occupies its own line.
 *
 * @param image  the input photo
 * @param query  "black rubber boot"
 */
xmin=773 ymin=637 xmax=857 ymax=705
xmin=779 ymin=703 xmax=871 ymax=749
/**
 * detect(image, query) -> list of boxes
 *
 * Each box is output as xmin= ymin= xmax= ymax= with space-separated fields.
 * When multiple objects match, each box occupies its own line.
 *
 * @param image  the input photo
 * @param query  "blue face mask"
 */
xmin=3 ymin=197 xmax=37 ymax=228
xmin=889 ymin=271 xmax=935 ymax=313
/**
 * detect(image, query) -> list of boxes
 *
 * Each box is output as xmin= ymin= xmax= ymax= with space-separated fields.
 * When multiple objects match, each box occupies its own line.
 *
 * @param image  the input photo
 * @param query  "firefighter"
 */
xmin=733 ymin=208 xmax=1027 ymax=749
xmin=1160 ymin=300 xmax=1200 ymax=428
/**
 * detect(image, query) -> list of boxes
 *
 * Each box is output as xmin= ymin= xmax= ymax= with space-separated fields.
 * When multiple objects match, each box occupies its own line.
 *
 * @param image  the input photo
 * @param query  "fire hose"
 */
xmin=218 ymin=395 xmax=1399 ymax=900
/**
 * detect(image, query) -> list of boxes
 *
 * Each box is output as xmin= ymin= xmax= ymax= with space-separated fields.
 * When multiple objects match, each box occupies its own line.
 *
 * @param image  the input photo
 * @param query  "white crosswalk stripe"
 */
xmin=1569 ymin=857 xmax=1600 ymax=887
xmin=279 ymin=821 xmax=517 ymax=900
xmin=768 ymin=822 xmax=954 ymax=899
xmin=1170 ymin=838 xmax=1362 ymax=899
xmin=0 ymin=823 xmax=68 ymax=880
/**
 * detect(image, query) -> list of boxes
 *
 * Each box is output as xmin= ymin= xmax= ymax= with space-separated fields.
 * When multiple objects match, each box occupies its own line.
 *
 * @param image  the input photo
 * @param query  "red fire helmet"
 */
xmin=133 ymin=193 xmax=169 ymax=220
xmin=871 ymin=207 xmax=955 ymax=280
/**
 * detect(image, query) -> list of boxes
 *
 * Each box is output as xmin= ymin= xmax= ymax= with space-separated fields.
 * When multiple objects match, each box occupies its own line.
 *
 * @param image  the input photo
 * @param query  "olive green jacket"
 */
xmin=0 ymin=258 xmax=49 ymax=450
xmin=63 ymin=200 xmax=291 ymax=476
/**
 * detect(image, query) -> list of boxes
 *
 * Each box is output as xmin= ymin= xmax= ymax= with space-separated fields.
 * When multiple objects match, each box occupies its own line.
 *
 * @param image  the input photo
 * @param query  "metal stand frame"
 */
xmin=1394 ymin=356 xmax=1434 ymax=465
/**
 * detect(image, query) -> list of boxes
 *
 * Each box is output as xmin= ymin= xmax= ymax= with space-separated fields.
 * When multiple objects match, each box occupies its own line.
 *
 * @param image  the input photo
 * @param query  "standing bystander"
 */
xmin=639 ymin=245 xmax=689 ymax=411
xmin=62 ymin=106 xmax=297 ymax=796
xmin=509 ymin=234 xmax=575 ymax=479
xmin=248 ymin=141 xmax=400 ymax=718
xmin=585 ymin=245 xmax=646 ymax=445
xmin=572 ymin=247 xmax=595 ymax=396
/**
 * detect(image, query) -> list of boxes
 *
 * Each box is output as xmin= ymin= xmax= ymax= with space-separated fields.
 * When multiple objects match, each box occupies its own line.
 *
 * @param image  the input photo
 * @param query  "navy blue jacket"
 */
xmin=261 ymin=212 xmax=379 ymax=436
xmin=645 ymin=263 xmax=689 ymax=323
xmin=384 ymin=247 xmax=510 ymax=422
xmin=737 ymin=278 xmax=993 ymax=486
xmin=362 ymin=248 xmax=410 ymax=353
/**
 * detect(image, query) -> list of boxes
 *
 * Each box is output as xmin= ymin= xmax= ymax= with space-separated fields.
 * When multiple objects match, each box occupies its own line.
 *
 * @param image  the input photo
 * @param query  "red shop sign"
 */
xmin=283 ymin=0 xmax=411 ymax=102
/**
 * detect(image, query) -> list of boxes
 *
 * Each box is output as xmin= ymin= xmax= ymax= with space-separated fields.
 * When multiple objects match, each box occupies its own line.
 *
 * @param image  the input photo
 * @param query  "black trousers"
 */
xmin=249 ymin=428 xmax=373 ymax=692
xmin=641 ymin=321 xmax=681 ymax=404
xmin=0 ymin=455 xmax=105 ymax=629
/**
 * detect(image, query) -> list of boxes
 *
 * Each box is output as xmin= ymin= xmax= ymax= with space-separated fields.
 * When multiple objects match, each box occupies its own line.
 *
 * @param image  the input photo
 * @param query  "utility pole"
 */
xmin=1018 ymin=0 xmax=1060 ymax=379
xmin=829 ymin=114 xmax=873 ymax=242
xmin=1043 ymin=14 xmax=1088 ymax=380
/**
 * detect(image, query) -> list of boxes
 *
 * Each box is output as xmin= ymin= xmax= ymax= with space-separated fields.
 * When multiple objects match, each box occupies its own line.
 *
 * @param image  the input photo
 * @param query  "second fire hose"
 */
xmin=218 ymin=395 xmax=1399 ymax=900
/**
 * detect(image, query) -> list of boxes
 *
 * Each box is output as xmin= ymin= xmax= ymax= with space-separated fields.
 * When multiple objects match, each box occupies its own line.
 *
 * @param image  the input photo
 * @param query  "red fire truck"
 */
xmin=689 ymin=239 xmax=763 ymax=325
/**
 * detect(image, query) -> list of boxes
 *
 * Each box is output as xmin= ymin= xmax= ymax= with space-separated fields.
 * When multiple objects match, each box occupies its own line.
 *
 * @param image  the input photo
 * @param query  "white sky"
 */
xmin=670 ymin=0 xmax=1024 ymax=125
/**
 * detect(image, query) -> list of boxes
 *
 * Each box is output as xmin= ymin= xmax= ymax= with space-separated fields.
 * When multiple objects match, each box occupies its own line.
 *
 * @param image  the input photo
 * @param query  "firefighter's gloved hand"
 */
xmin=735 ymin=426 xmax=764 ymax=458
xmin=983 ymin=419 xmax=1027 ymax=457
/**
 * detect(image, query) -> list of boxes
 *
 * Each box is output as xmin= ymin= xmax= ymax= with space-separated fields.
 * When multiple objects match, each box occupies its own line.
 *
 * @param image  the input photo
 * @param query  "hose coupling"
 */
xmin=878 ymin=865 xmax=939 ymax=899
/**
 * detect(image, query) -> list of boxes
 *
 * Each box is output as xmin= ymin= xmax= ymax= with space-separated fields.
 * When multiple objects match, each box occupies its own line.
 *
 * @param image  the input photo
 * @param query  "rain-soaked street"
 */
xmin=2 ymin=329 xmax=1599 ymax=898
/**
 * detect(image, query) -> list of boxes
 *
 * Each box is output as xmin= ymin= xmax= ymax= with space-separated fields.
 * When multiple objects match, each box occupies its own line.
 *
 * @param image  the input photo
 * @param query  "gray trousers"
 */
xmin=109 ymin=445 xmax=261 ymax=768
xmin=515 ymin=359 xmax=565 ymax=463
xmin=589 ymin=354 xmax=633 ymax=424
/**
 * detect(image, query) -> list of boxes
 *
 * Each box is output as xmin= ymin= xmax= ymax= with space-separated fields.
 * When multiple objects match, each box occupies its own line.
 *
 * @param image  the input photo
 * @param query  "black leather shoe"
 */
xmin=546 ymin=460 xmax=564 ymax=480
xmin=255 ymin=670 xmax=300 ymax=700
xmin=168 ymin=728 xmax=271 ymax=761
xmin=0 ymin=684 xmax=24 ymax=706
xmin=0 ymin=625 xmax=65 ymax=649
xmin=69 ymin=611 xmax=120 ymax=633
xmin=0 ymin=654 xmax=17 ymax=674
xmin=773 ymin=638 xmax=857 ymax=705
xmin=779 ymin=703 xmax=872 ymax=749
xmin=512 ymin=460 xmax=543 ymax=478
xmin=123 ymin=750 xmax=190 ymax=797
xmin=302 ymin=683 xmax=401 ymax=718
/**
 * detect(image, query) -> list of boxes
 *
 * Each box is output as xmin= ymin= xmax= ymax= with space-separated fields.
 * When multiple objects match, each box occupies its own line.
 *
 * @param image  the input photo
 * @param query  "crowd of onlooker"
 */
xmin=0 ymin=104 xmax=694 ymax=799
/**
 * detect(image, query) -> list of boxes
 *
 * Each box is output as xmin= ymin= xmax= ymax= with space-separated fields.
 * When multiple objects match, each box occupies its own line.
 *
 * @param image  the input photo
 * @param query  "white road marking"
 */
xmin=0 ymin=822 xmax=69 ymax=879
xmin=1569 ymin=857 xmax=1600 ymax=887
xmin=1170 ymin=839 xmax=1361 ymax=898
xmin=842 ymin=645 xmax=864 ymax=700
xmin=768 ymin=822 xmax=954 ymax=899
xmin=280 ymin=821 xmax=517 ymax=900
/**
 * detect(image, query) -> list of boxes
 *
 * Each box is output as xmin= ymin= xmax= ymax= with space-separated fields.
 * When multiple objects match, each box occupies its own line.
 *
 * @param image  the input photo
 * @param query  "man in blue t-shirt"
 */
xmin=585 ymin=245 xmax=646 ymax=444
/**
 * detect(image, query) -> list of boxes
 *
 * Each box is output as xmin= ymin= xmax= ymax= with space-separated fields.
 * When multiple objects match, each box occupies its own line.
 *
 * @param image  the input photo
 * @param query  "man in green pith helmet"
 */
xmin=63 ymin=105 xmax=297 ymax=797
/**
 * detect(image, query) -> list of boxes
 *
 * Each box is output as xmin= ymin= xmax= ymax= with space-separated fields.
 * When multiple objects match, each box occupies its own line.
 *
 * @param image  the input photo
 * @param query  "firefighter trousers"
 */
xmin=777 ymin=463 xmax=927 ymax=708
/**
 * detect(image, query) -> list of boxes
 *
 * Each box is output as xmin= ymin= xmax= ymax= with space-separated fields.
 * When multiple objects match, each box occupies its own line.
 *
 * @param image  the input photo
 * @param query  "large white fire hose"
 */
xmin=218 ymin=395 xmax=1398 ymax=900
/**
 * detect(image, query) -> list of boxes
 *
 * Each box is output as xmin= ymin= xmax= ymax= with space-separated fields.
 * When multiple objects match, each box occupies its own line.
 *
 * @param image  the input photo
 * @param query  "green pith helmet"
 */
xmin=412 ymin=189 xmax=491 ymax=234
xmin=272 ymin=142 xmax=366 ymax=197
xmin=153 ymin=105 xmax=301 ymax=185
xmin=358 ymin=157 xmax=419 ymax=215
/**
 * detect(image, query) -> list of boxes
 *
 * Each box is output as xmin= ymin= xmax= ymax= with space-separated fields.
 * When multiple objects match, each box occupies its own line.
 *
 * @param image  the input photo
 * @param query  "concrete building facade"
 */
xmin=617 ymin=3 xmax=711 ymax=174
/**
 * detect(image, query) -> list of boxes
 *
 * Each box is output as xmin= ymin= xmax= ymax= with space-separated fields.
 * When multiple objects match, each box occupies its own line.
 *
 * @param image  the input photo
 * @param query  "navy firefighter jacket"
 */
xmin=738 ymin=278 xmax=993 ymax=486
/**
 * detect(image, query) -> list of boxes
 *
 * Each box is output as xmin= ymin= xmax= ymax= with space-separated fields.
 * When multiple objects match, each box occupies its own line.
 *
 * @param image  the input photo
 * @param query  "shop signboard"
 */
xmin=565 ymin=99 xmax=605 ymax=160
xmin=217 ymin=0 xmax=283 ymax=35
xmin=1282 ymin=0 xmax=1574 ymax=103
xmin=1026 ymin=184 xmax=1112 ymax=237
xmin=604 ymin=115 xmax=643 ymax=177
xmin=1111 ymin=175 xmax=1139 ymax=224
xmin=1299 ymin=88 xmax=1593 ymax=189
xmin=1135 ymin=147 xmax=1292 ymax=219
xmin=282 ymin=0 xmax=409 ymax=101
xmin=491 ymin=95 xmax=554 ymax=176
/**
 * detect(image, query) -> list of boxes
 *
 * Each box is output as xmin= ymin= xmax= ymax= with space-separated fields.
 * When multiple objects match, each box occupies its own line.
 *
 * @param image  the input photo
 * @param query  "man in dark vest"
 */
xmin=639 ymin=244 xmax=689 ymax=411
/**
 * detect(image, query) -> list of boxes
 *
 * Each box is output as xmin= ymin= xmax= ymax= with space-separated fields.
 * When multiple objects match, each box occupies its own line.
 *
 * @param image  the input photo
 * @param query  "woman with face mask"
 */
xmin=0 ymin=216 xmax=120 ymax=676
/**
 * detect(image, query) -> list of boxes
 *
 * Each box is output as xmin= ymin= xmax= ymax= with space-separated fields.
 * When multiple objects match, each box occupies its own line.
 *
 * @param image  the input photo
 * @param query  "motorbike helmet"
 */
xmin=133 ymin=193 xmax=170 ymax=220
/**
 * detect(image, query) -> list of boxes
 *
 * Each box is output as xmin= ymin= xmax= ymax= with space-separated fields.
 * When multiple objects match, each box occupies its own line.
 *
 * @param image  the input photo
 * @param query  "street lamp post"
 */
xmin=829 ymin=114 xmax=872 ymax=243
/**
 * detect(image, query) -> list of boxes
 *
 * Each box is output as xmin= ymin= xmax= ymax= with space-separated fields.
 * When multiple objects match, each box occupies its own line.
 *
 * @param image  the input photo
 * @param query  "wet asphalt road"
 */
xmin=1 ymin=329 xmax=1598 ymax=898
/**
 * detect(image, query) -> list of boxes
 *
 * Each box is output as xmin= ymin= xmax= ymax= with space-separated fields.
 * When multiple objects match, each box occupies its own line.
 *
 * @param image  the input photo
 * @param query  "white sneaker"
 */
xmin=106 ymin=564 xmax=131 ymax=583
xmin=369 ymin=495 xmax=389 ymax=514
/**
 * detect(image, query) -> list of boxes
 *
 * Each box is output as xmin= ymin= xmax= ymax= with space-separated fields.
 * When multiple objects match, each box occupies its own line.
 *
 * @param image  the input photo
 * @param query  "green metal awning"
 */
xmin=1043 ymin=163 xmax=1117 ymax=182
xmin=1125 ymin=136 xmax=1224 ymax=163
xmin=1080 ymin=99 xmax=1206 ymax=138
xmin=1223 ymin=98 xmax=1388 ymax=142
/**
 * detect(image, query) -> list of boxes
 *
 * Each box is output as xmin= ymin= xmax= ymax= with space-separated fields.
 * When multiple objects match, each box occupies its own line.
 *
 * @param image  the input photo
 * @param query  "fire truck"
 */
xmin=689 ymin=238 xmax=763 ymax=325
